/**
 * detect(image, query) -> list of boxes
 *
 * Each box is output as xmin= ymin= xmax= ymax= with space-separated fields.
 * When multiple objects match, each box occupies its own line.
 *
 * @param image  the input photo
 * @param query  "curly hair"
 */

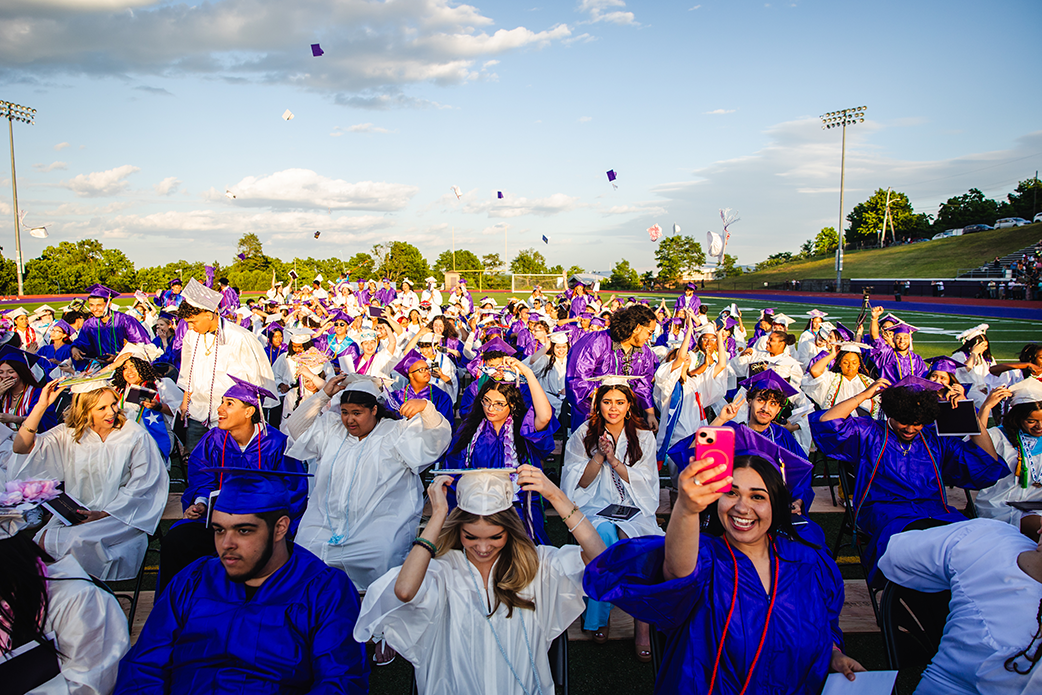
xmin=112 ymin=357 xmax=160 ymax=391
xmin=435 ymin=508 xmax=538 ymax=617
xmin=881 ymin=386 xmax=941 ymax=426
xmin=746 ymin=387 xmax=788 ymax=408
xmin=608 ymin=305 xmax=657 ymax=343
xmin=581 ymin=385 xmax=650 ymax=465
xmin=1019 ymin=344 xmax=1042 ymax=374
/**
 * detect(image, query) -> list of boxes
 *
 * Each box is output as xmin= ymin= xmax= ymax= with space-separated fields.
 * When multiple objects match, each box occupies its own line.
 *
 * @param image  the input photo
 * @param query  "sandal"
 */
xmin=593 ymin=626 xmax=610 ymax=644
xmin=635 ymin=640 xmax=652 ymax=663
xmin=373 ymin=641 xmax=397 ymax=666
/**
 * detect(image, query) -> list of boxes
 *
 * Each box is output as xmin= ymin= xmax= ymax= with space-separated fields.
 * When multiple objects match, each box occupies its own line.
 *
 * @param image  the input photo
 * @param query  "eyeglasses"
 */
xmin=410 ymin=366 xmax=431 ymax=375
xmin=334 ymin=322 xmax=348 ymax=327
xmin=480 ymin=398 xmax=509 ymax=412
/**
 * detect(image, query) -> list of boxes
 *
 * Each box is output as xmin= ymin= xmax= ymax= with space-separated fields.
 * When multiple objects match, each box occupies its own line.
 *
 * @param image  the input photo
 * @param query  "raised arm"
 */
xmin=506 ymin=356 xmax=552 ymax=431
xmin=664 ymin=457 xmax=730 ymax=581
xmin=809 ymin=345 xmax=838 ymax=379
xmin=13 ymin=379 xmax=64 ymax=454
xmin=869 ymin=305 xmax=883 ymax=342
xmin=819 ymin=378 xmax=889 ymax=422
xmin=395 ymin=476 xmax=452 ymax=603
xmin=518 ymin=465 xmax=605 ymax=562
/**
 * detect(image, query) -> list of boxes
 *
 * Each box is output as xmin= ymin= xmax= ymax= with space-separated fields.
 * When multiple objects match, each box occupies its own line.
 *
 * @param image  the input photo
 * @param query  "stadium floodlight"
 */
xmin=820 ymin=104 xmax=867 ymax=291
xmin=0 ymin=100 xmax=36 ymax=296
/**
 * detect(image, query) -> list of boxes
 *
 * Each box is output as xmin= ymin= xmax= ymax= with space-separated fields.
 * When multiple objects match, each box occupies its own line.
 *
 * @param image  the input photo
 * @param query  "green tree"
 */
xmin=237 ymin=232 xmax=264 ymax=259
xmin=934 ymin=188 xmax=1000 ymax=229
xmin=847 ymin=188 xmax=931 ymax=244
xmin=640 ymin=271 xmax=656 ymax=290
xmin=510 ymin=248 xmax=549 ymax=274
xmin=23 ymin=240 xmax=137 ymax=294
xmin=375 ymin=241 xmax=429 ymax=283
xmin=716 ymin=254 xmax=742 ymax=279
xmin=813 ymin=227 xmax=839 ymax=256
xmin=482 ymin=253 xmax=503 ymax=275
xmin=345 ymin=252 xmax=375 ymax=280
xmin=566 ymin=265 xmax=585 ymax=278
xmin=0 ymin=255 xmax=18 ymax=295
xmin=654 ymin=235 xmax=705 ymax=287
xmin=754 ymin=252 xmax=793 ymax=272
xmin=136 ymin=260 xmax=210 ymax=292
xmin=799 ymin=239 xmax=814 ymax=258
xmin=608 ymin=260 xmax=640 ymax=290
xmin=997 ymin=177 xmax=1042 ymax=220
xmin=547 ymin=264 xmax=564 ymax=275
xmin=432 ymin=249 xmax=483 ymax=279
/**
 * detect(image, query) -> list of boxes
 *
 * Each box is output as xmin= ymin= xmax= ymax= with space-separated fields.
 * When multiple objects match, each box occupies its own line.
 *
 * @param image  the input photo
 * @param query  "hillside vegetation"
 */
xmin=707 ymin=223 xmax=1040 ymax=287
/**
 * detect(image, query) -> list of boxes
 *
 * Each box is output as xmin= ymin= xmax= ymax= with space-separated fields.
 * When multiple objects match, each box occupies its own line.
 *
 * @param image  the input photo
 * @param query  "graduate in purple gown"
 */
xmin=71 ymin=285 xmax=151 ymax=362
xmin=749 ymin=309 xmax=775 ymax=346
xmin=566 ymin=304 xmax=659 ymax=431
xmin=115 ymin=468 xmax=369 ymax=695
xmin=389 ymin=350 xmax=455 ymax=428
xmin=584 ymin=455 xmax=865 ymax=695
xmin=157 ymin=278 xmax=184 ymax=311
xmin=374 ymin=278 xmax=397 ymax=306
xmin=443 ymin=356 xmax=558 ymax=542
xmin=35 ymin=319 xmax=74 ymax=369
xmin=457 ymin=338 xmax=534 ymax=419
xmin=263 ymin=323 xmax=288 ymax=365
xmin=317 ymin=311 xmax=359 ymax=366
xmin=868 ymin=306 xmax=928 ymax=382
xmin=569 ymin=281 xmax=591 ymax=318
xmin=673 ymin=283 xmax=701 ymax=315
xmin=217 ymin=277 xmax=239 ymax=315
xmin=157 ymin=377 xmax=307 ymax=593
xmin=810 ymin=376 xmax=1007 ymax=582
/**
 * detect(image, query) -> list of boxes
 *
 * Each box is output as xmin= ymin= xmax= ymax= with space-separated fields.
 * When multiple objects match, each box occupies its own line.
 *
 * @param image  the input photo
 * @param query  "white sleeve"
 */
xmin=282 ymin=391 xmax=334 ymax=446
xmin=387 ymin=407 xmax=452 ymax=473
xmin=104 ymin=431 xmax=169 ymax=534
xmin=801 ymin=371 xmax=831 ymax=409
xmin=353 ymin=561 xmax=448 ymax=663
xmin=560 ymin=426 xmax=594 ymax=504
xmin=49 ymin=581 xmax=130 ymax=695
xmin=877 ymin=521 xmax=978 ymax=593
xmin=625 ymin=431 xmax=664 ymax=518
xmin=533 ymin=546 xmax=587 ymax=647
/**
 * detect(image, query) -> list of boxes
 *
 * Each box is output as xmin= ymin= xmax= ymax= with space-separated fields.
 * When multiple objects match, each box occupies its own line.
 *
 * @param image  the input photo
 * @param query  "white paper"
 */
xmin=820 ymin=670 xmax=898 ymax=695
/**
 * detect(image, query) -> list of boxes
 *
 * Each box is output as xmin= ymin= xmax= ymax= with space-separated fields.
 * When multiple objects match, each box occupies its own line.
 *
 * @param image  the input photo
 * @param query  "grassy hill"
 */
xmin=706 ymin=223 xmax=1041 ymax=287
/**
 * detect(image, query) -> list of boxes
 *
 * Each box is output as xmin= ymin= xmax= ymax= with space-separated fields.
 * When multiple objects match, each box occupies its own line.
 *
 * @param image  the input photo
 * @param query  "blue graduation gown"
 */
xmin=36 ymin=342 xmax=72 ymax=367
xmin=565 ymin=331 xmax=657 ymax=428
xmin=868 ymin=342 xmax=928 ymax=383
xmin=264 ymin=342 xmax=288 ymax=366
xmin=809 ymin=412 xmax=1009 ymax=580
xmin=584 ymin=534 xmax=844 ymax=695
xmin=458 ymin=378 xmax=533 ymax=420
xmin=114 ymin=546 xmax=369 ymax=695
xmin=391 ymin=384 xmax=454 ymax=430
xmin=319 ymin=334 xmax=358 ymax=364
xmin=151 ymin=335 xmax=181 ymax=369
xmin=182 ymin=427 xmax=308 ymax=535
xmin=72 ymin=311 xmax=151 ymax=359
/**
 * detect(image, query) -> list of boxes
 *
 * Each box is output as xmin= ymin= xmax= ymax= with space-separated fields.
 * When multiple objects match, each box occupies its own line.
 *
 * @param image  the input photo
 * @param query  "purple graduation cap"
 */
xmin=739 ymin=369 xmax=798 ymax=398
xmin=86 ymin=284 xmax=120 ymax=300
xmin=926 ymin=355 xmax=963 ymax=375
xmin=222 ymin=375 xmax=277 ymax=410
xmin=0 ymin=345 xmax=46 ymax=383
xmin=201 ymin=467 xmax=312 ymax=516
xmin=168 ymin=278 xmax=183 ymax=289
xmin=891 ymin=323 xmax=918 ymax=335
xmin=393 ymin=349 xmax=429 ymax=380
xmin=542 ymin=235 xmax=549 ymax=244
xmin=833 ymin=321 xmax=854 ymax=341
xmin=497 ymin=191 xmax=504 ymax=199
xmin=314 ymin=231 xmax=321 ymax=239
xmin=478 ymin=337 xmax=517 ymax=357
xmin=606 ymin=169 xmax=618 ymax=190
xmin=589 ymin=317 xmax=606 ymax=328
xmin=890 ymin=375 xmax=945 ymax=392
xmin=237 ymin=252 xmax=247 ymax=261
xmin=205 ymin=265 xmax=215 ymax=289
xmin=311 ymin=43 xmax=324 ymax=57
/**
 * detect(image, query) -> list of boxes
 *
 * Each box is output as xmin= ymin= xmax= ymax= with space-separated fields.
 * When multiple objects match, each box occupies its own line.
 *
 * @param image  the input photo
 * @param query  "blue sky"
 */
xmin=0 ymin=0 xmax=1039 ymax=274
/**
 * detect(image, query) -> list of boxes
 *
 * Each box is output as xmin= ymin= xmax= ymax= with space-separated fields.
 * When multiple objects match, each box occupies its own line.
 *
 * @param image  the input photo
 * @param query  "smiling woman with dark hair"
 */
xmin=585 ymin=455 xmax=865 ymax=693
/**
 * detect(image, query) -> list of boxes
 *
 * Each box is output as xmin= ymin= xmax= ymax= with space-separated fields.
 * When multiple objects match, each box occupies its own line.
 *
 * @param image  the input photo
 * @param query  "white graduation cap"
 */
xmin=282 ymin=109 xmax=295 ymax=121
xmin=454 ymin=469 xmax=516 ymax=516
xmin=836 ymin=341 xmax=863 ymax=354
xmin=770 ymin=313 xmax=795 ymax=327
xmin=288 ymin=327 xmax=314 ymax=345
xmin=5 ymin=307 xmax=29 ymax=319
xmin=314 ymin=274 xmax=324 ymax=283
xmin=816 ymin=322 xmax=837 ymax=339
xmin=31 ymin=304 xmax=56 ymax=317
xmin=955 ymin=323 xmax=989 ymax=344
xmin=549 ymin=331 xmax=571 ymax=345
xmin=340 ymin=373 xmax=387 ymax=400
xmin=1009 ymin=379 xmax=1042 ymax=407
xmin=115 ymin=342 xmax=162 ymax=364
xmin=181 ymin=278 xmax=222 ymax=312
xmin=588 ymin=374 xmax=643 ymax=388
xmin=66 ymin=374 xmax=115 ymax=394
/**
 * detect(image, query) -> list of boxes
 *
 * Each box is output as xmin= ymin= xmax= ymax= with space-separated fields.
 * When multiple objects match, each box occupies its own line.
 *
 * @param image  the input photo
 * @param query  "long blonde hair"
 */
xmin=435 ymin=508 xmax=539 ymax=617
xmin=64 ymin=387 xmax=126 ymax=443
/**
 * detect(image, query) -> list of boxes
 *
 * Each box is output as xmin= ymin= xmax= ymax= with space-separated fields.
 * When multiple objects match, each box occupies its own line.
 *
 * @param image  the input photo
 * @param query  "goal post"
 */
xmin=511 ymin=273 xmax=568 ymax=293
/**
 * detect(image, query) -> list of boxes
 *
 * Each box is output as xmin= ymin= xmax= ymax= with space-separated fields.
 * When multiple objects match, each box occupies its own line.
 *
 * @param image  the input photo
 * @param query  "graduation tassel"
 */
xmin=1017 ymin=433 xmax=1030 ymax=490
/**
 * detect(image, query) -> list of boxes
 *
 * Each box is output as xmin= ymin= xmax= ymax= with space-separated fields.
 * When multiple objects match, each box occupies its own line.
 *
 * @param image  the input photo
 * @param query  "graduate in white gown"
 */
xmin=802 ymin=342 xmax=881 ymax=417
xmin=283 ymin=374 xmax=451 ymax=593
xmin=879 ymin=519 xmax=1042 ymax=695
xmin=10 ymin=377 xmax=168 ymax=581
xmin=338 ymin=329 xmax=395 ymax=381
xmin=562 ymin=376 xmax=662 ymax=659
xmin=973 ymin=381 xmax=1042 ymax=537
xmin=354 ymin=466 xmax=607 ymax=695
xmin=0 ymin=500 xmax=130 ymax=695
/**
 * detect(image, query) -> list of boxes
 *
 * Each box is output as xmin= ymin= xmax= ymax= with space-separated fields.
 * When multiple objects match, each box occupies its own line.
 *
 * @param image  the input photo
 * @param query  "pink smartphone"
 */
xmin=694 ymin=426 xmax=735 ymax=493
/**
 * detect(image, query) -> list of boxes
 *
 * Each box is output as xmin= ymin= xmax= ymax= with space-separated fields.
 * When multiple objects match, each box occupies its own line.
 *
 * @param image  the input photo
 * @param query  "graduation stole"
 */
xmin=853 ymin=426 xmax=949 ymax=529
xmin=825 ymin=374 xmax=880 ymax=417
xmin=1008 ymin=426 xmax=1039 ymax=489
xmin=709 ymin=537 xmax=780 ymax=695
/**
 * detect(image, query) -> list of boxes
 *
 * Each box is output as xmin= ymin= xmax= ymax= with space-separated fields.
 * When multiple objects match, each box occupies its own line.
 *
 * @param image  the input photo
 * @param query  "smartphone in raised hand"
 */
xmin=694 ymin=426 xmax=735 ymax=493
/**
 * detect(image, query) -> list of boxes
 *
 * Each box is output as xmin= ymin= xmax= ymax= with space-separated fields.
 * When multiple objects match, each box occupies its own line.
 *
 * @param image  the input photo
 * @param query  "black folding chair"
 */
xmin=879 ymin=581 xmax=951 ymax=671
xmin=833 ymin=459 xmax=882 ymax=621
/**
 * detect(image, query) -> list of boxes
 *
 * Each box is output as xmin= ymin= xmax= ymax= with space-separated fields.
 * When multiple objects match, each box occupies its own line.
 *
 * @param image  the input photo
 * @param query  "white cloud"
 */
xmin=61 ymin=164 xmax=140 ymax=197
xmin=481 ymin=222 xmax=511 ymax=235
xmin=563 ymin=32 xmax=595 ymax=45
xmin=345 ymin=123 xmax=393 ymax=134
xmin=688 ymin=5 xmax=702 ymax=9
xmin=464 ymin=192 xmax=581 ymax=218
xmin=213 ymin=168 xmax=419 ymax=212
xmin=482 ymin=60 xmax=500 ymax=68
xmin=33 ymin=161 xmax=67 ymax=172
xmin=153 ymin=176 xmax=181 ymax=196
xmin=579 ymin=0 xmax=637 ymax=25
xmin=578 ymin=115 xmax=592 ymax=123
xmin=53 ymin=142 xmax=70 ymax=151
xmin=704 ymin=108 xmax=736 ymax=115
xmin=0 ymin=0 xmax=572 ymax=105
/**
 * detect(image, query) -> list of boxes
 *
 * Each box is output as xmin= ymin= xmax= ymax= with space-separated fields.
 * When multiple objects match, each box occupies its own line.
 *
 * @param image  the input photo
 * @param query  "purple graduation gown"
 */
xmin=114 ymin=546 xmax=369 ymax=695
xmin=72 ymin=310 xmax=151 ymax=359
xmin=568 ymin=294 xmax=589 ymax=319
xmin=181 ymin=427 xmax=308 ymax=534
xmin=868 ymin=342 xmax=928 ymax=383
xmin=584 ymin=534 xmax=844 ymax=695
xmin=673 ymin=293 xmax=700 ymax=313
xmin=809 ymin=412 xmax=1008 ymax=581
xmin=565 ymin=331 xmax=656 ymax=425
xmin=391 ymin=384 xmax=454 ymax=430
xmin=374 ymin=287 xmax=396 ymax=306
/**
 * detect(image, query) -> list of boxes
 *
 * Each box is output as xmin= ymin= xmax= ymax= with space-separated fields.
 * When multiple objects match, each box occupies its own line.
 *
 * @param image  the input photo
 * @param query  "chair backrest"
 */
xmin=880 ymin=581 xmax=952 ymax=671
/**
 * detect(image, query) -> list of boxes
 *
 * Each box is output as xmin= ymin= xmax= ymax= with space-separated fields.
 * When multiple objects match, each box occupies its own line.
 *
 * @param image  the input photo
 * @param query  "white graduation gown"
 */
xmin=178 ymin=318 xmax=277 ymax=426
xmin=974 ymin=428 xmax=1042 ymax=526
xmin=34 ymin=555 xmax=131 ymax=695
xmin=529 ymin=355 xmax=567 ymax=415
xmin=285 ymin=394 xmax=451 ymax=591
xmin=338 ymin=350 xmax=394 ymax=382
xmin=653 ymin=360 xmax=728 ymax=454
xmin=11 ymin=420 xmax=168 ymax=581
xmin=801 ymin=371 xmax=881 ymax=416
xmin=354 ymin=545 xmax=587 ymax=695
xmin=562 ymin=424 xmax=663 ymax=538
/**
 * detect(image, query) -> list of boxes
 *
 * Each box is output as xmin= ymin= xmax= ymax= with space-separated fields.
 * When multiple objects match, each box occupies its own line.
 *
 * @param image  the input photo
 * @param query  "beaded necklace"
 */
xmin=183 ymin=320 xmax=221 ymax=428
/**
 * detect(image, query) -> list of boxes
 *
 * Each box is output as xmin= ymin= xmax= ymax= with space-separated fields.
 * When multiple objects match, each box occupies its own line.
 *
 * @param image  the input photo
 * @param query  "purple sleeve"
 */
xmin=808 ymin=411 xmax=875 ymax=464
xmin=564 ymin=332 xmax=603 ymax=417
xmin=117 ymin=312 xmax=151 ymax=345
xmin=518 ymin=407 xmax=559 ymax=462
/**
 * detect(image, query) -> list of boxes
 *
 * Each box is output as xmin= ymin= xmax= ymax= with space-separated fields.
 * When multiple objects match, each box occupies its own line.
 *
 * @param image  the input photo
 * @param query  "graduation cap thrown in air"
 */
xmin=311 ymin=43 xmax=324 ymax=57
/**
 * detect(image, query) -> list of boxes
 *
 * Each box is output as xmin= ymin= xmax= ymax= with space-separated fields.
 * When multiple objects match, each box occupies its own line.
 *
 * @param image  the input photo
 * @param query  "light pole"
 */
xmin=820 ymin=105 xmax=866 ymax=291
xmin=1 ymin=100 xmax=35 ymax=297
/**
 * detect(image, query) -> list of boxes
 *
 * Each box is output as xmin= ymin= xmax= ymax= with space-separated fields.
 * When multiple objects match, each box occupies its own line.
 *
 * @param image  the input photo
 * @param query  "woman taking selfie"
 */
xmin=355 ymin=466 xmax=606 ymax=694
xmin=585 ymin=454 xmax=865 ymax=694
